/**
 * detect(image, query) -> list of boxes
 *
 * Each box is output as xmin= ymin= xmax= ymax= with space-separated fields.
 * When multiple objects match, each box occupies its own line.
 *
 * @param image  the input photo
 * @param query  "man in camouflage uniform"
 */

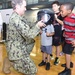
xmin=2 ymin=0 xmax=45 ymax=75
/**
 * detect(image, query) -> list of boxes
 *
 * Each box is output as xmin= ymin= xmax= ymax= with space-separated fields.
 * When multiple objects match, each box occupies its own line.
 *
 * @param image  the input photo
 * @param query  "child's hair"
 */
xmin=51 ymin=1 xmax=60 ymax=6
xmin=61 ymin=2 xmax=74 ymax=11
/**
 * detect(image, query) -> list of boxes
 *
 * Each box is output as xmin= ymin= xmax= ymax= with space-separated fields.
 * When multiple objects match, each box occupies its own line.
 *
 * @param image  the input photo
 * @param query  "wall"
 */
xmin=24 ymin=8 xmax=53 ymax=23
xmin=0 ymin=12 xmax=3 ymax=39
xmin=72 ymin=6 xmax=75 ymax=13
xmin=25 ymin=10 xmax=39 ymax=22
xmin=24 ymin=7 xmax=75 ymax=23
xmin=0 ymin=9 xmax=13 ymax=24
xmin=0 ymin=7 xmax=75 ymax=40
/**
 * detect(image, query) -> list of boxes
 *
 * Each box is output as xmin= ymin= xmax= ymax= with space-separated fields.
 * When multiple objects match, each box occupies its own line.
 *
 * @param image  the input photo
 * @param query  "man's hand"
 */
xmin=39 ymin=30 xmax=42 ymax=34
xmin=37 ymin=20 xmax=46 ymax=28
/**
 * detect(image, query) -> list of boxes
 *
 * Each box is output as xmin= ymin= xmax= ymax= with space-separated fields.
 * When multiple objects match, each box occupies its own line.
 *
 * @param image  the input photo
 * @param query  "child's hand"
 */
xmin=46 ymin=32 xmax=54 ymax=37
xmin=63 ymin=32 xmax=65 ymax=37
xmin=46 ymin=32 xmax=51 ymax=37
xmin=71 ymin=40 xmax=75 ymax=47
xmin=55 ymin=14 xmax=58 ymax=19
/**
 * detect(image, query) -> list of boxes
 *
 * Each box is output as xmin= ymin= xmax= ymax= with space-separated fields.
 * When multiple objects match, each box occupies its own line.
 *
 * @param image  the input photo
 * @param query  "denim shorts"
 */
xmin=41 ymin=45 xmax=52 ymax=54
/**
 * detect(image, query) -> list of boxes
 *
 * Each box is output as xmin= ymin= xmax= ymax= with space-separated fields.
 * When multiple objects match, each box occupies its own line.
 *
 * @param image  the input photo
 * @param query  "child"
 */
xmin=58 ymin=2 xmax=75 ymax=75
xmin=72 ymin=40 xmax=75 ymax=47
xmin=51 ymin=1 xmax=63 ymax=65
xmin=38 ymin=10 xmax=54 ymax=70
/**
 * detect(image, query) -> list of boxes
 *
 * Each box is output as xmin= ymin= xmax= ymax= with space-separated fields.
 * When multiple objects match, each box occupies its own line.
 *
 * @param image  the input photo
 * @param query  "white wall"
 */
xmin=0 ymin=7 xmax=75 ymax=33
xmin=0 ymin=12 xmax=3 ymax=37
xmin=0 ymin=9 xmax=13 ymax=24
xmin=72 ymin=6 xmax=75 ymax=13
xmin=0 ymin=6 xmax=75 ymax=24
xmin=25 ymin=8 xmax=53 ymax=23
xmin=25 ymin=10 xmax=39 ymax=22
xmin=0 ymin=9 xmax=13 ymax=38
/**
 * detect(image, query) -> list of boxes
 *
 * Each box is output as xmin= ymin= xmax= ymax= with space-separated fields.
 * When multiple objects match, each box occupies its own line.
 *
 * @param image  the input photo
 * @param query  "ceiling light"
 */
xmin=31 ymin=7 xmax=39 ymax=10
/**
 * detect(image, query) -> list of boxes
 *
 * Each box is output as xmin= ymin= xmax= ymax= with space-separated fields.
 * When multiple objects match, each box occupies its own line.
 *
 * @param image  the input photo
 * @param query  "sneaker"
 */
xmin=58 ymin=68 xmax=71 ymax=75
xmin=61 ymin=62 xmax=73 ymax=68
xmin=59 ymin=51 xmax=64 ymax=56
xmin=45 ymin=62 xmax=50 ymax=70
xmin=54 ymin=57 xmax=60 ymax=65
xmin=38 ymin=60 xmax=46 ymax=66
xmin=50 ymin=55 xmax=54 ymax=60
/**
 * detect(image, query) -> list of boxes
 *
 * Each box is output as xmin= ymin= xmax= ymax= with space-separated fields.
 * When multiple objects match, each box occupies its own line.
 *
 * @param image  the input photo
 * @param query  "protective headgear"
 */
xmin=37 ymin=9 xmax=54 ymax=25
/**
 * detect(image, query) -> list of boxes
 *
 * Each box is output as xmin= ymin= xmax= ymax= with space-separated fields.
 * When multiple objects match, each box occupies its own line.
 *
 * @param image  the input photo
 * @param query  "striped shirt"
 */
xmin=64 ymin=13 xmax=75 ymax=44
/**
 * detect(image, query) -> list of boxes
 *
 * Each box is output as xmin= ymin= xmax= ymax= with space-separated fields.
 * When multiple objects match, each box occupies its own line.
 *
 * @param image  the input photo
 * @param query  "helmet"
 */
xmin=37 ymin=9 xmax=54 ymax=25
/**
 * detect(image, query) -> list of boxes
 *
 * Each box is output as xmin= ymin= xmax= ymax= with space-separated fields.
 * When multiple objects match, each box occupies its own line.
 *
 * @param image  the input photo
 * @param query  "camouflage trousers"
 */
xmin=4 ymin=42 xmax=37 ymax=75
xmin=13 ymin=55 xmax=37 ymax=75
xmin=13 ymin=43 xmax=37 ymax=75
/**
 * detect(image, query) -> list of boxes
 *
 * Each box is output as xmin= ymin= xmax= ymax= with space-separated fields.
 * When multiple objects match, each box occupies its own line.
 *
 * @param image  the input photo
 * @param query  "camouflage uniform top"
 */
xmin=5 ymin=12 xmax=40 ymax=60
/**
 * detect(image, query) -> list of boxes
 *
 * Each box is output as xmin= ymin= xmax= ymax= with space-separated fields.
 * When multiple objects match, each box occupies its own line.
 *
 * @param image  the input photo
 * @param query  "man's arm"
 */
xmin=13 ymin=17 xmax=45 ymax=39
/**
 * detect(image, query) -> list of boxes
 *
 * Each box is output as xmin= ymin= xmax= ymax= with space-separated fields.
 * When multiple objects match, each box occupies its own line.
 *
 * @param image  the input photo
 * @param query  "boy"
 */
xmin=51 ymin=1 xmax=63 ymax=65
xmin=38 ymin=9 xmax=54 ymax=70
xmin=58 ymin=2 xmax=75 ymax=75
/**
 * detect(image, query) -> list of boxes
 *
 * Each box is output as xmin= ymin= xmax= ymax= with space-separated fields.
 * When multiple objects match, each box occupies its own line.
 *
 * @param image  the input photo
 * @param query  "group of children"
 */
xmin=38 ymin=1 xmax=75 ymax=75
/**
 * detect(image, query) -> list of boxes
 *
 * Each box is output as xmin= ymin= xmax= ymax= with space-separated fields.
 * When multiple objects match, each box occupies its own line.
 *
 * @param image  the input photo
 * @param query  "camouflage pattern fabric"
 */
xmin=5 ymin=12 xmax=40 ymax=75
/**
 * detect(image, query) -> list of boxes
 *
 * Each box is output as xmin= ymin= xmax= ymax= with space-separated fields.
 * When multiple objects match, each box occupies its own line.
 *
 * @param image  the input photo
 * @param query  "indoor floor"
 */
xmin=0 ymin=36 xmax=75 ymax=75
